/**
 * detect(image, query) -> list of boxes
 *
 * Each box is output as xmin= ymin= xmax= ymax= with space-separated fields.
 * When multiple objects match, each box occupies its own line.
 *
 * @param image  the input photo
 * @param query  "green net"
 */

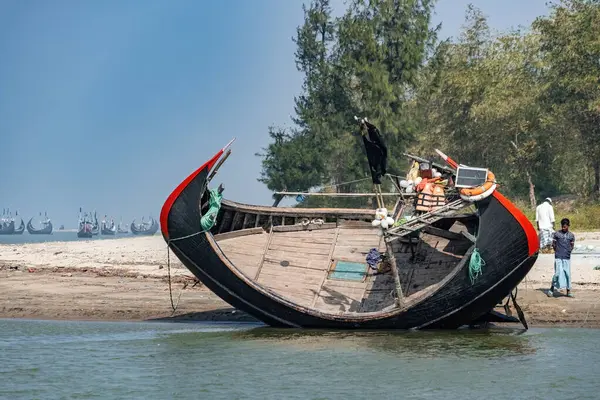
xmin=200 ymin=188 xmax=223 ymax=232
xmin=469 ymin=248 xmax=485 ymax=284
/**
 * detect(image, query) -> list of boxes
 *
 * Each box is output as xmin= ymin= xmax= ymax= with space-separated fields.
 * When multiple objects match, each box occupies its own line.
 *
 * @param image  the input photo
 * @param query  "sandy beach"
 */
xmin=1 ymin=234 xmax=599 ymax=327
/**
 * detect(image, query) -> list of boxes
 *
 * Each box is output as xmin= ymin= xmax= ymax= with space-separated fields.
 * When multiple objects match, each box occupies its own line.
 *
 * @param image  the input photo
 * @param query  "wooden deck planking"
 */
xmin=313 ymin=284 xmax=366 ymax=313
xmin=217 ymin=233 xmax=269 ymax=278
xmin=258 ymin=270 xmax=325 ymax=287
xmin=261 ymin=257 xmax=330 ymax=271
xmin=309 ymin=227 xmax=385 ymax=312
xmin=214 ymin=220 xmax=468 ymax=315
xmin=319 ymin=283 xmax=367 ymax=303
xmin=269 ymin=236 xmax=334 ymax=246
xmin=252 ymin=229 xmax=339 ymax=308
xmin=268 ymin=239 xmax=332 ymax=251
xmin=268 ymin=243 xmax=331 ymax=257
xmin=257 ymin=278 xmax=323 ymax=307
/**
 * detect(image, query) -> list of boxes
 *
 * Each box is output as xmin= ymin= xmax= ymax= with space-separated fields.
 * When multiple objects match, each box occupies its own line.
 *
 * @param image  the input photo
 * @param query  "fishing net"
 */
xmin=200 ymin=188 xmax=223 ymax=232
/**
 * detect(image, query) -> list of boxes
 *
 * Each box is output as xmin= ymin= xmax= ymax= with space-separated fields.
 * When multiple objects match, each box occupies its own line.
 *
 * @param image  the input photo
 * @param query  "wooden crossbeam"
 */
xmin=275 ymin=191 xmax=413 ymax=197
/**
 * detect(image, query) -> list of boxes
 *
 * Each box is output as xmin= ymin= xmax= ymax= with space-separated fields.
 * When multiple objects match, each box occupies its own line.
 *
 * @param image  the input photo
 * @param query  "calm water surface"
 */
xmin=0 ymin=231 xmax=143 ymax=245
xmin=1 ymin=319 xmax=598 ymax=400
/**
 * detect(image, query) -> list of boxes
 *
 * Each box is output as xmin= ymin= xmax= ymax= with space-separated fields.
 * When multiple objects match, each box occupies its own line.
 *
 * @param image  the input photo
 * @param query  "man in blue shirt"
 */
xmin=547 ymin=218 xmax=575 ymax=298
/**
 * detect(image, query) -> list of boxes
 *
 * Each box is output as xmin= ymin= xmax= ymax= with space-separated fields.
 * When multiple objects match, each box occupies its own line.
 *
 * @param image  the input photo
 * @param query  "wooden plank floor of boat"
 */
xmin=214 ymin=223 xmax=471 ymax=316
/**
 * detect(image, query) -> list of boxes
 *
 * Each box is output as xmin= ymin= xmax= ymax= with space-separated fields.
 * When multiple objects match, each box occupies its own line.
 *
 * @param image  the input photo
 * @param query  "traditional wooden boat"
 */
xmin=131 ymin=217 xmax=159 ymax=236
xmin=161 ymin=137 xmax=538 ymax=329
xmin=91 ymin=212 xmax=99 ymax=236
xmin=0 ymin=210 xmax=23 ymax=235
xmin=117 ymin=218 xmax=129 ymax=234
xmin=77 ymin=222 xmax=93 ymax=238
xmin=27 ymin=213 xmax=53 ymax=235
xmin=13 ymin=219 xmax=25 ymax=235
xmin=101 ymin=216 xmax=117 ymax=235
xmin=77 ymin=209 xmax=94 ymax=238
xmin=0 ymin=220 xmax=15 ymax=235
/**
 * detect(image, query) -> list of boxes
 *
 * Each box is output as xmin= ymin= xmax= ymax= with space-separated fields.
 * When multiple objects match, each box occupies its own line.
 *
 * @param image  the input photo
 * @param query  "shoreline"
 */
xmin=1 ymin=235 xmax=599 ymax=328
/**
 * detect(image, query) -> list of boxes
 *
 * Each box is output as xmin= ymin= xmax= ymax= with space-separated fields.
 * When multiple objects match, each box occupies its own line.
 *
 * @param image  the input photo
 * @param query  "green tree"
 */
xmin=257 ymin=0 xmax=335 ymax=201
xmin=414 ymin=7 xmax=562 ymax=207
xmin=534 ymin=0 xmax=600 ymax=196
xmin=258 ymin=0 xmax=439 ymax=206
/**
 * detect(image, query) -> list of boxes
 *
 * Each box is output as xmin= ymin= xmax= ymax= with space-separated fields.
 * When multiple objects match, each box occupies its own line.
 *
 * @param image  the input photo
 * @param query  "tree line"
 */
xmin=257 ymin=0 xmax=600 ymax=209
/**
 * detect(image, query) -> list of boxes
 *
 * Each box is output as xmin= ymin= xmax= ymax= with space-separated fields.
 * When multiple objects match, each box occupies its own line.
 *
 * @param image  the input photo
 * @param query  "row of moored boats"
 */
xmin=0 ymin=208 xmax=159 ymax=237
xmin=76 ymin=209 xmax=158 ymax=238
xmin=0 ymin=210 xmax=52 ymax=235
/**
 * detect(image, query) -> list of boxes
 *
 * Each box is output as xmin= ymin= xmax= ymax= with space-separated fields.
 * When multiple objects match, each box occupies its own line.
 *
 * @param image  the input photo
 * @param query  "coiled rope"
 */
xmin=469 ymin=248 xmax=485 ymax=284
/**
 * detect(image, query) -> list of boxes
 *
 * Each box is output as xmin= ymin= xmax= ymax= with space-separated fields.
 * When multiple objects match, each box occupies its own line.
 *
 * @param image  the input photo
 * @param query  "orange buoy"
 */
xmin=460 ymin=171 xmax=496 ymax=197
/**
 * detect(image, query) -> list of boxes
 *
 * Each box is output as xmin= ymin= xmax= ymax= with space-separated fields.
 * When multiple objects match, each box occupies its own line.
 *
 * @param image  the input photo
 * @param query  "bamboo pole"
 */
xmin=274 ymin=191 xmax=412 ymax=197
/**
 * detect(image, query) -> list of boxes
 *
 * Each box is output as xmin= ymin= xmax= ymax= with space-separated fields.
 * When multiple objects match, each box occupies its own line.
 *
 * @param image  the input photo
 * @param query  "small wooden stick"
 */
xmin=208 ymin=149 xmax=231 ymax=183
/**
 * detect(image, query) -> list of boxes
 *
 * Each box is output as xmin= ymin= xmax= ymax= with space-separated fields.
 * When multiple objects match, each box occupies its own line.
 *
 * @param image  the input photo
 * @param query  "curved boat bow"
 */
xmin=13 ymin=219 xmax=25 ymax=235
xmin=27 ymin=216 xmax=53 ymax=235
xmin=131 ymin=218 xmax=159 ymax=236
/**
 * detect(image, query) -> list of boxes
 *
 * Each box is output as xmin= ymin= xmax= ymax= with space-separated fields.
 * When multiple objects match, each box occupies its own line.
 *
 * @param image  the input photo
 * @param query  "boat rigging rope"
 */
xmin=469 ymin=248 xmax=485 ymax=284
xmin=165 ymin=232 xmax=209 ymax=314
xmin=510 ymin=287 xmax=528 ymax=330
xmin=166 ymin=247 xmax=182 ymax=314
xmin=164 ymin=187 xmax=224 ymax=314
xmin=318 ymin=177 xmax=372 ymax=190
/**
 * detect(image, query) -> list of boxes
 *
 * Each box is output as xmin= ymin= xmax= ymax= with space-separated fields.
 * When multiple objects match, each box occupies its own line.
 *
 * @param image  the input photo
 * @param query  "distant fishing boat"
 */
xmin=77 ymin=208 xmax=94 ymax=238
xmin=13 ymin=219 xmax=25 ymax=235
xmin=0 ymin=221 xmax=15 ymax=235
xmin=27 ymin=212 xmax=53 ymax=235
xmin=101 ymin=215 xmax=117 ymax=235
xmin=91 ymin=212 xmax=99 ymax=236
xmin=0 ymin=211 xmax=15 ymax=234
xmin=117 ymin=218 xmax=129 ymax=234
xmin=0 ymin=209 xmax=18 ymax=235
xmin=130 ymin=217 xmax=159 ymax=236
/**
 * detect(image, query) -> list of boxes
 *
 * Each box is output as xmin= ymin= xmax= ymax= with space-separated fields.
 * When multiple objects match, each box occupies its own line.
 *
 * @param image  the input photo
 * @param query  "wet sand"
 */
xmin=1 ymin=235 xmax=599 ymax=327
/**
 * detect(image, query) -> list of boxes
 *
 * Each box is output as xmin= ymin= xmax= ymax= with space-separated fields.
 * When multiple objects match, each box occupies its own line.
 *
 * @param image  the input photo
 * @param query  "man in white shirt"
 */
xmin=536 ymin=197 xmax=555 ymax=250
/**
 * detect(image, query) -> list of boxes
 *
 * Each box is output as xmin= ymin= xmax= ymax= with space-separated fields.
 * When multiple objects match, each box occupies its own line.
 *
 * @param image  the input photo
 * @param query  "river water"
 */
xmin=1 ymin=319 xmax=598 ymax=400
xmin=0 ymin=231 xmax=141 ymax=245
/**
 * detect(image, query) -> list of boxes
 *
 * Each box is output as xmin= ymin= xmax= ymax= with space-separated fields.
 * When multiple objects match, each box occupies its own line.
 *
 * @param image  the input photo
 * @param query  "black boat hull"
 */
xmin=101 ymin=226 xmax=117 ymax=235
xmin=13 ymin=220 xmax=25 ymax=235
xmin=26 ymin=218 xmax=53 ymax=235
xmin=77 ymin=222 xmax=93 ymax=238
xmin=161 ymin=148 xmax=539 ymax=329
xmin=0 ymin=221 xmax=15 ymax=235
xmin=130 ymin=218 xmax=159 ymax=236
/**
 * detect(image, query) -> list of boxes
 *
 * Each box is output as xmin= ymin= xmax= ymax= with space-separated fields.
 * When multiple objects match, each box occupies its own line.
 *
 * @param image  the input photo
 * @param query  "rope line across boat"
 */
xmin=165 ymin=185 xmax=225 ymax=313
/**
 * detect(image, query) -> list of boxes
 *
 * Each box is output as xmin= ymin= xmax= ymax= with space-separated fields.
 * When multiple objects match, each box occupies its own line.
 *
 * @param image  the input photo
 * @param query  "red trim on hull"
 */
xmin=160 ymin=149 xmax=224 ymax=239
xmin=492 ymin=191 xmax=539 ymax=256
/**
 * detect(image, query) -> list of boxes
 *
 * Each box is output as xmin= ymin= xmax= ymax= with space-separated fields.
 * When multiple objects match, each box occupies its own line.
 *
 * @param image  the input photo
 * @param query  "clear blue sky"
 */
xmin=0 ymin=0 xmax=549 ymax=227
